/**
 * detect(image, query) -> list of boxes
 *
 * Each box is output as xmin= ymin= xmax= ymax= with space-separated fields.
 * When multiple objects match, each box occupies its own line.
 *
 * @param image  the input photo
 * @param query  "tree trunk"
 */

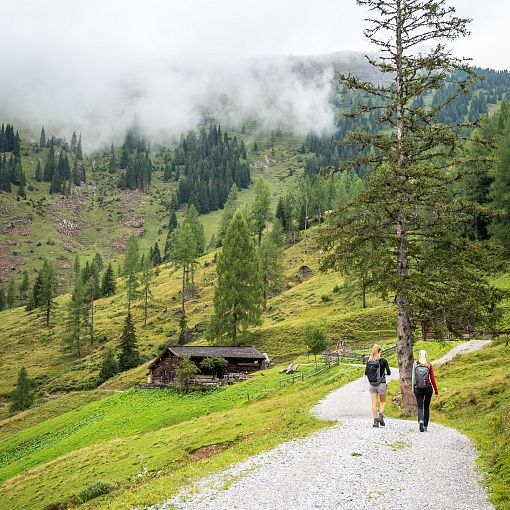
xmin=90 ymin=294 xmax=94 ymax=345
xmin=232 ymin=313 xmax=237 ymax=346
xmin=395 ymin=0 xmax=416 ymax=416
xmin=144 ymin=286 xmax=148 ymax=327
xmin=181 ymin=266 xmax=186 ymax=316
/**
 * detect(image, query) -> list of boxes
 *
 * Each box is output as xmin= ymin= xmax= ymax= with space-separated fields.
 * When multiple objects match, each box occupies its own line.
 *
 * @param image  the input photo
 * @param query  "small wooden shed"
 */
xmin=147 ymin=346 xmax=267 ymax=385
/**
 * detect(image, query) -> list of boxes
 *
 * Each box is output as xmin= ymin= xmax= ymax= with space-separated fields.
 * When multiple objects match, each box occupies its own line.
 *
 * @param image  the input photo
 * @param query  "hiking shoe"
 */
xmin=424 ymin=426 xmax=428 ymax=432
xmin=378 ymin=412 xmax=385 ymax=427
xmin=373 ymin=418 xmax=379 ymax=428
xmin=419 ymin=420 xmax=424 ymax=432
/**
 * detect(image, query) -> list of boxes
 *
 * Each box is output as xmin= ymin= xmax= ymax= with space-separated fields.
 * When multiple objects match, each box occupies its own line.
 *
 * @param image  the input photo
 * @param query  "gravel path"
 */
xmin=148 ymin=340 xmax=493 ymax=510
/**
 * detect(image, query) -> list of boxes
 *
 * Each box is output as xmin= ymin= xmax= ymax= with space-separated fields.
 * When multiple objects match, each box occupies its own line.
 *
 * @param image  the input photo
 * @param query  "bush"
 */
xmin=75 ymin=481 xmax=114 ymax=504
xmin=321 ymin=294 xmax=332 ymax=303
xmin=332 ymin=285 xmax=342 ymax=293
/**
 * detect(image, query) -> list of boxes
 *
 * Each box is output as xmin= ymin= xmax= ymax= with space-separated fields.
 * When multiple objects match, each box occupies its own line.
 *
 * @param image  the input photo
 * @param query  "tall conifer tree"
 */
xmin=210 ymin=211 xmax=263 ymax=345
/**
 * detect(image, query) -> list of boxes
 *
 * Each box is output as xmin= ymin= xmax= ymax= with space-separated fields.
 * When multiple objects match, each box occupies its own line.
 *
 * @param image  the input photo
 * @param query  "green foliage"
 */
xmin=97 ymin=350 xmax=118 ymax=384
xmin=39 ymin=260 xmax=58 ymax=326
xmin=6 ymin=277 xmax=15 ymax=308
xmin=75 ymin=481 xmax=114 ymax=504
xmin=250 ymin=178 xmax=272 ymax=246
xmin=101 ymin=263 xmax=116 ymax=297
xmin=210 ymin=211 xmax=263 ymax=345
xmin=10 ymin=367 xmax=34 ymax=413
xmin=200 ymin=356 xmax=228 ymax=375
xmin=64 ymin=274 xmax=85 ymax=357
xmin=217 ymin=183 xmax=238 ymax=244
xmin=259 ymin=222 xmax=285 ymax=306
xmin=175 ymin=356 xmax=199 ymax=392
xmin=118 ymin=312 xmax=139 ymax=371
xmin=305 ymin=325 xmax=329 ymax=368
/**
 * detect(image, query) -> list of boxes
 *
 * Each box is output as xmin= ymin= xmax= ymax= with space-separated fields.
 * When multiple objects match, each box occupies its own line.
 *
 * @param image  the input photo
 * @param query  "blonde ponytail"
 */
xmin=369 ymin=344 xmax=382 ymax=361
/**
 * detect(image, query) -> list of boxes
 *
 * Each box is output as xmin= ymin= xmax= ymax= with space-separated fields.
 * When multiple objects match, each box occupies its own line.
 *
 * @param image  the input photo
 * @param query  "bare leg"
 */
xmin=379 ymin=394 xmax=386 ymax=414
xmin=370 ymin=392 xmax=378 ymax=418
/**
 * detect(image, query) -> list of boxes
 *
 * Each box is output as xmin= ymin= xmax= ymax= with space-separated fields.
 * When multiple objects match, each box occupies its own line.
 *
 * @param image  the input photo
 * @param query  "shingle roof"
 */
xmin=148 ymin=345 xmax=265 ymax=368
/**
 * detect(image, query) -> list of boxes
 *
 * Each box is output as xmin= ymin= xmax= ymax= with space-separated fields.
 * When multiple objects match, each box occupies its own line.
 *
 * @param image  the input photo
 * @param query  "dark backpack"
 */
xmin=365 ymin=359 xmax=383 ymax=385
xmin=415 ymin=363 xmax=431 ymax=389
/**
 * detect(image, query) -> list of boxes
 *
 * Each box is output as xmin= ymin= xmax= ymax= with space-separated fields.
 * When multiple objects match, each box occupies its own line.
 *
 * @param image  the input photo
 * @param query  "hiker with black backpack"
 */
xmin=412 ymin=350 xmax=439 ymax=432
xmin=365 ymin=344 xmax=391 ymax=428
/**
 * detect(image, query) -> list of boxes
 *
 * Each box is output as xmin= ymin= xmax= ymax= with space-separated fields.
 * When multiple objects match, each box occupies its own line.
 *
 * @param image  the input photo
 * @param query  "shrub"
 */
xmin=332 ymin=285 xmax=342 ymax=293
xmin=321 ymin=294 xmax=332 ymax=303
xmin=75 ymin=481 xmax=114 ymax=504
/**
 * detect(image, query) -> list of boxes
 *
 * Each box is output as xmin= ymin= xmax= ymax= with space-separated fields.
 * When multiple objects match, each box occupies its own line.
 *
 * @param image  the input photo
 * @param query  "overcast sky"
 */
xmin=0 ymin=0 xmax=507 ymax=145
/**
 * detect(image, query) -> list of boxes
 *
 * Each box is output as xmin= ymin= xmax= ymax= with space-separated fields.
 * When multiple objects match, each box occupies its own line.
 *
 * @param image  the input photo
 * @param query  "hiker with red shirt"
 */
xmin=412 ymin=349 xmax=439 ymax=432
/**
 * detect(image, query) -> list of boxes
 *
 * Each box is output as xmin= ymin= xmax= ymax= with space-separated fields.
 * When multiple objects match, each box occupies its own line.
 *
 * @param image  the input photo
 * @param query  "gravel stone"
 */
xmin=146 ymin=341 xmax=494 ymax=510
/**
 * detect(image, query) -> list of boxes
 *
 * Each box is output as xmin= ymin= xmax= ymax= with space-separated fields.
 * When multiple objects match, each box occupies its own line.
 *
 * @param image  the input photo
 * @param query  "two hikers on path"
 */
xmin=365 ymin=345 xmax=439 ymax=430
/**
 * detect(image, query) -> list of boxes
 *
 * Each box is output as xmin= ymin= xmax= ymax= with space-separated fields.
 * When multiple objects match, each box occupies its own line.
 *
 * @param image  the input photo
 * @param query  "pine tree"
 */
xmin=184 ymin=204 xmax=205 ymax=255
xmin=93 ymin=252 xmax=104 ymax=272
xmin=490 ymin=120 xmax=510 ymax=249
xmin=101 ymin=263 xmax=116 ymax=297
xmin=19 ymin=271 xmax=29 ymax=302
xmin=250 ymin=178 xmax=272 ymax=246
xmin=168 ymin=210 xmax=177 ymax=233
xmin=97 ymin=349 xmax=117 ymax=383
xmin=34 ymin=160 xmax=41 ymax=182
xmin=49 ymin=162 xmax=62 ymax=194
xmin=150 ymin=242 xmax=162 ymax=266
xmin=210 ymin=211 xmax=263 ymax=345
xmin=10 ymin=367 xmax=34 ymax=413
xmin=39 ymin=260 xmax=58 ymax=326
xmin=40 ymin=126 xmax=46 ymax=148
xmin=70 ymin=131 xmax=77 ymax=153
xmin=319 ymin=0 xmax=503 ymax=414
xmin=76 ymin=134 xmax=83 ymax=160
xmin=43 ymin=144 xmax=56 ymax=182
xmin=0 ymin=156 xmax=11 ymax=192
xmin=6 ymin=278 xmax=15 ymax=308
xmin=0 ymin=287 xmax=5 ymax=311
xmin=118 ymin=311 xmax=139 ymax=371
xmin=65 ymin=274 xmax=85 ymax=356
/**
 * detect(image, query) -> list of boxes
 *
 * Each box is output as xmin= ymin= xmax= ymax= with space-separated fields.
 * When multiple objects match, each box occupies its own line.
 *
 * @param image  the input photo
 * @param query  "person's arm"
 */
xmin=384 ymin=358 xmax=391 ymax=375
xmin=429 ymin=364 xmax=439 ymax=395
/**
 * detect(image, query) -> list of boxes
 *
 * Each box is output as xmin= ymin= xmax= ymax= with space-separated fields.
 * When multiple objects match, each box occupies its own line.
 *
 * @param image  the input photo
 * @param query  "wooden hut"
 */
xmin=147 ymin=346 xmax=267 ymax=385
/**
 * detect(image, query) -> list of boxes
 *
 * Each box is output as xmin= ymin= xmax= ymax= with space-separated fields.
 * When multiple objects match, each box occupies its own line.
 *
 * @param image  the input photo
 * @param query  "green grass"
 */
xmin=384 ymin=341 xmax=510 ymax=510
xmin=0 ymin=362 xmax=361 ymax=510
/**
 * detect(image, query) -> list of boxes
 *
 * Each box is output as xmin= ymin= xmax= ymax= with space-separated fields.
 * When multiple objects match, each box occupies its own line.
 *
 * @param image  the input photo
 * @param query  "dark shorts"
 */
xmin=369 ymin=383 xmax=387 ymax=395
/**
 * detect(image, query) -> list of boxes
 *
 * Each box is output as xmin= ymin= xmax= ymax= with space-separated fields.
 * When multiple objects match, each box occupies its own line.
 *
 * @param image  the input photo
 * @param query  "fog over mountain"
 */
xmin=0 ymin=0 xmax=507 ymax=148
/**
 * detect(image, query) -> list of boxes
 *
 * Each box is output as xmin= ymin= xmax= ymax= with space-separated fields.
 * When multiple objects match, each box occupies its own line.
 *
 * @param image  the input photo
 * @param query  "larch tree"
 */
xmin=218 ymin=183 xmax=238 ymax=245
xmin=319 ymin=0 xmax=504 ymax=414
xmin=210 ymin=211 xmax=263 ymax=345
xmin=40 ymin=260 xmax=58 ymax=326
xmin=259 ymin=221 xmax=285 ymax=308
xmin=140 ymin=255 xmax=153 ymax=327
xmin=167 ymin=222 xmax=199 ymax=317
xmin=250 ymin=178 xmax=272 ymax=246
xmin=65 ymin=274 xmax=85 ymax=357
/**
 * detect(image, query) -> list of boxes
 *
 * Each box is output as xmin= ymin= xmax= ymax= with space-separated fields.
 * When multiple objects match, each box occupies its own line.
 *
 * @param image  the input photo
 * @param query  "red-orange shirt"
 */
xmin=429 ymin=364 xmax=438 ymax=395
